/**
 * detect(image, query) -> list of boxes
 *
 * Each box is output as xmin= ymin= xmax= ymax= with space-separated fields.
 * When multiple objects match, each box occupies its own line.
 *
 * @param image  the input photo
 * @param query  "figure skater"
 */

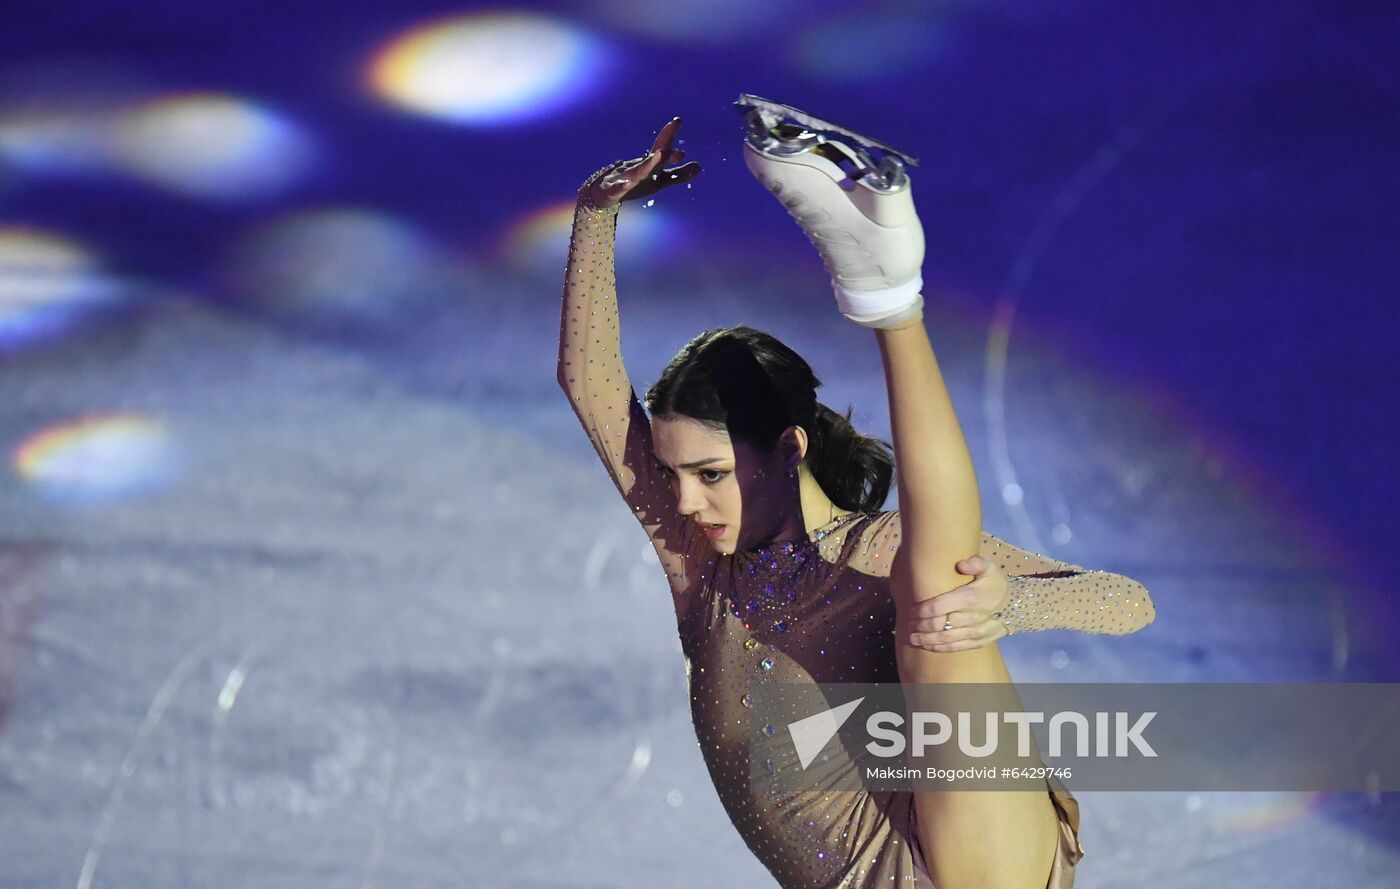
xmin=557 ymin=111 xmax=1154 ymax=888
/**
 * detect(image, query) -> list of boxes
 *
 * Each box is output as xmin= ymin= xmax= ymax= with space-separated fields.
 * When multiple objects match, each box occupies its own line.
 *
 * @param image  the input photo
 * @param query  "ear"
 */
xmin=778 ymin=425 xmax=809 ymax=470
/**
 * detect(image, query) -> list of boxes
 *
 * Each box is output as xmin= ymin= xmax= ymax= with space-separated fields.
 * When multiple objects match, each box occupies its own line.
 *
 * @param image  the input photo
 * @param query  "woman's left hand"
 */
xmin=903 ymin=556 xmax=1012 ymax=652
xmin=585 ymin=116 xmax=701 ymax=209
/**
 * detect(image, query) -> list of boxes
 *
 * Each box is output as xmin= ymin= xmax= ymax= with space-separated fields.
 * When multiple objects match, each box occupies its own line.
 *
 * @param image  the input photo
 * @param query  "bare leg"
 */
xmin=876 ymin=318 xmax=1060 ymax=888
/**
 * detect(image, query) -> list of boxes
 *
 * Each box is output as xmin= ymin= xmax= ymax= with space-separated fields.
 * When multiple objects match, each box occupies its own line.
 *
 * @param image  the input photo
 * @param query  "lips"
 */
xmin=699 ymin=521 xmax=726 ymax=539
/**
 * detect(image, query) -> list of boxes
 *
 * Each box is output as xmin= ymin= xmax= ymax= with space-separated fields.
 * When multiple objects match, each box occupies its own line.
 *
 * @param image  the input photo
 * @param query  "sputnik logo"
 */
xmin=788 ymin=697 xmax=864 ymax=769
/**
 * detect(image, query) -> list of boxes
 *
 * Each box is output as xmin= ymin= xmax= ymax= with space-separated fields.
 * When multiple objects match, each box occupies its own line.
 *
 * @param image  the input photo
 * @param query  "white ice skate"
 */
xmin=735 ymin=93 xmax=926 ymax=328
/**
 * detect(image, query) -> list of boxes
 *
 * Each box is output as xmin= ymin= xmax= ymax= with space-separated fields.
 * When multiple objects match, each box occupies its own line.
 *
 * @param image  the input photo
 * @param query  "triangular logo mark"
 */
xmin=788 ymin=697 xmax=864 ymax=769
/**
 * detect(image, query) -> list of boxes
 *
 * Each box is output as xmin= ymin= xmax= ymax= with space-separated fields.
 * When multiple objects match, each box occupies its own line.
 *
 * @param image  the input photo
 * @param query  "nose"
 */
xmin=674 ymin=478 xmax=707 ymax=517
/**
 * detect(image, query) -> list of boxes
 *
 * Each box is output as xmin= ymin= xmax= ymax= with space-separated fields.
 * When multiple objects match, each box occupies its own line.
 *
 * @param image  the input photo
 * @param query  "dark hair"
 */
xmin=644 ymin=325 xmax=893 ymax=514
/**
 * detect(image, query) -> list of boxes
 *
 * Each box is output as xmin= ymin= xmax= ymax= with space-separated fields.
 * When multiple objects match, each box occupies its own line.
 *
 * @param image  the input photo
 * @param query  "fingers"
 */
xmin=651 ymin=116 xmax=682 ymax=156
xmin=905 ymin=610 xmax=976 ymax=636
xmin=605 ymin=119 xmax=688 ymax=203
xmin=662 ymin=160 xmax=702 ymax=182
xmin=628 ymin=146 xmax=674 ymax=185
xmin=956 ymin=555 xmax=989 ymax=575
xmin=911 ymin=589 xmax=977 ymax=620
xmin=643 ymin=152 xmax=692 ymax=181
xmin=630 ymin=160 xmax=702 ymax=201
xmin=907 ymin=618 xmax=1008 ymax=652
xmin=616 ymin=142 xmax=680 ymax=178
xmin=912 ymin=563 xmax=1005 ymax=620
xmin=644 ymin=118 xmax=685 ymax=176
xmin=603 ymin=155 xmax=701 ymax=206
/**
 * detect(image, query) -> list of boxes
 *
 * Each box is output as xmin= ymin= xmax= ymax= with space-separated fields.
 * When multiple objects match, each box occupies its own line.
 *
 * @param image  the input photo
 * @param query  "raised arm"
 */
xmin=556 ymin=118 xmax=703 ymax=610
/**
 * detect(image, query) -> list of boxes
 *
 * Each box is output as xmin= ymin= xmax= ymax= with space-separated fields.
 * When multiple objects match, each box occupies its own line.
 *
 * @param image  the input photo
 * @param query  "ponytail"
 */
xmin=806 ymin=403 xmax=893 ymax=514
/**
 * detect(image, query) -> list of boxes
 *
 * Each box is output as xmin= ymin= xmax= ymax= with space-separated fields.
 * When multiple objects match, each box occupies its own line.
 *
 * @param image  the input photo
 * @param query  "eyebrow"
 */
xmin=657 ymin=457 xmax=727 ymax=470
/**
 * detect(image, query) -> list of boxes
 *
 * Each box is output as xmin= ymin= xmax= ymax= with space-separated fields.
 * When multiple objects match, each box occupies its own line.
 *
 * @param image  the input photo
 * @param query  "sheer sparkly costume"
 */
xmin=559 ymin=190 xmax=1155 ymax=888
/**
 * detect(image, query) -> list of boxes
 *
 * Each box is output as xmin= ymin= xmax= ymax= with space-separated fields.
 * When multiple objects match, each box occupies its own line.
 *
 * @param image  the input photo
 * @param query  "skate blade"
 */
xmin=734 ymin=92 xmax=918 ymax=192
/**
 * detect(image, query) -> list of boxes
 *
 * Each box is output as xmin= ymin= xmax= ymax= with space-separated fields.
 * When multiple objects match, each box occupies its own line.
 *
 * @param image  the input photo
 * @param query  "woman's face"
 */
xmin=650 ymin=415 xmax=797 ymax=555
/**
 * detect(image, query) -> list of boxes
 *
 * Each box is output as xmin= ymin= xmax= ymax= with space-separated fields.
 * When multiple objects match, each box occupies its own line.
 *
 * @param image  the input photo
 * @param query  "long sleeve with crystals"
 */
xmin=980 ymin=533 xmax=1155 ymax=636
xmin=556 ymin=178 xmax=702 ymax=601
xmin=850 ymin=512 xmax=1154 ymax=636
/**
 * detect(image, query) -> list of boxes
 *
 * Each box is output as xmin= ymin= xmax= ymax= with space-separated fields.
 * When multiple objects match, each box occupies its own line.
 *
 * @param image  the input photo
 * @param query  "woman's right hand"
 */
xmin=584 ymin=116 xmax=702 ymax=209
